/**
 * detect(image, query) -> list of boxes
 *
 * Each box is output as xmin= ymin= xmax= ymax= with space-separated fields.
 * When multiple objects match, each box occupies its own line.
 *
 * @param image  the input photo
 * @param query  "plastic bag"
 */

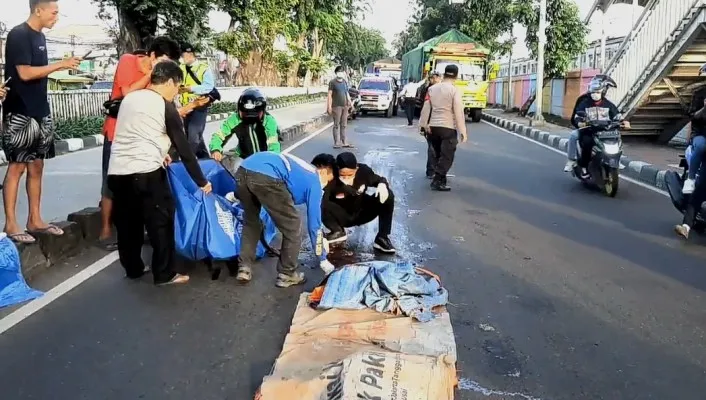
xmin=0 ymin=234 xmax=43 ymax=308
xmin=167 ymin=160 xmax=278 ymax=261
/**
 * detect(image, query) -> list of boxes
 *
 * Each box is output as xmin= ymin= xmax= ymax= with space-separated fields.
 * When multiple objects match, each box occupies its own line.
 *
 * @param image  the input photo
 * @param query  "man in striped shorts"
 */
xmin=2 ymin=0 xmax=81 ymax=243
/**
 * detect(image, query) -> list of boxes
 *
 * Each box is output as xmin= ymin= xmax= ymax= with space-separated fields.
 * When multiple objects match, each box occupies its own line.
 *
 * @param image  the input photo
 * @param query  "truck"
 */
xmin=401 ymin=29 xmax=498 ymax=122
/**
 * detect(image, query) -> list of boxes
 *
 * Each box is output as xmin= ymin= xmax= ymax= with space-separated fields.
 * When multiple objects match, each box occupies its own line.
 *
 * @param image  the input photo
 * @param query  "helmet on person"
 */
xmin=237 ymin=88 xmax=267 ymax=122
xmin=587 ymin=74 xmax=617 ymax=101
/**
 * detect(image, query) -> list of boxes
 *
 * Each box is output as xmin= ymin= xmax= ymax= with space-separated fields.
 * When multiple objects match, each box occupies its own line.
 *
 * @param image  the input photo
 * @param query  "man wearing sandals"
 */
xmin=327 ymin=66 xmax=353 ymax=149
xmin=2 ymin=0 xmax=82 ymax=244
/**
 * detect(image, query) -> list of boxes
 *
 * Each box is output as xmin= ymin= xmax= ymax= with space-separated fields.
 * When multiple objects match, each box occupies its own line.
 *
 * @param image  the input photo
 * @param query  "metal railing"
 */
xmin=605 ymin=0 xmax=702 ymax=106
xmin=47 ymin=86 xmax=328 ymax=120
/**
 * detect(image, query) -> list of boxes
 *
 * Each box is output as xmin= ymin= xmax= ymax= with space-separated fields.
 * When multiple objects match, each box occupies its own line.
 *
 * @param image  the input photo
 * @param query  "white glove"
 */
xmin=225 ymin=192 xmax=238 ymax=203
xmin=375 ymin=183 xmax=389 ymax=204
xmin=358 ymin=184 xmax=365 ymax=194
xmin=320 ymin=259 xmax=335 ymax=275
xmin=322 ymin=237 xmax=330 ymax=254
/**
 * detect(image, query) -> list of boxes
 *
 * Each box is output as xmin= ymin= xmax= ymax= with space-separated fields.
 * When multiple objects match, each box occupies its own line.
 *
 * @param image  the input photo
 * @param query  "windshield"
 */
xmin=359 ymin=80 xmax=390 ymax=91
xmin=434 ymin=60 xmax=485 ymax=82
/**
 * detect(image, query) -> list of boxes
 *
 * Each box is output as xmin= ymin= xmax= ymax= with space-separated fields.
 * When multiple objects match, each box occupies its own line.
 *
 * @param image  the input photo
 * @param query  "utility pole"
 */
xmin=507 ymin=26 xmax=515 ymax=110
xmin=532 ymin=0 xmax=547 ymax=124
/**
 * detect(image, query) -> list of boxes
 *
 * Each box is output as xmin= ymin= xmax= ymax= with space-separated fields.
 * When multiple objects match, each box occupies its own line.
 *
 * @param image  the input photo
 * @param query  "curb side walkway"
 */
xmin=483 ymin=109 xmax=685 ymax=190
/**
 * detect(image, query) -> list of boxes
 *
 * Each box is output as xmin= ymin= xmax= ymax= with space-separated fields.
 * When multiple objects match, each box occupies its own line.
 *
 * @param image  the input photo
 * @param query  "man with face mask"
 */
xmin=564 ymin=76 xmax=623 ymax=177
xmin=179 ymin=43 xmax=216 ymax=159
xmin=233 ymin=151 xmax=334 ymax=286
xmin=312 ymin=152 xmax=396 ymax=254
xmin=209 ymin=88 xmax=281 ymax=161
xmin=327 ymin=66 xmax=353 ymax=148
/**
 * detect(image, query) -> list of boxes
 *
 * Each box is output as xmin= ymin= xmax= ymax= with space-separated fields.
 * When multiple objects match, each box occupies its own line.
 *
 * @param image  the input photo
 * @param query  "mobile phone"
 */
xmin=81 ymin=50 xmax=92 ymax=59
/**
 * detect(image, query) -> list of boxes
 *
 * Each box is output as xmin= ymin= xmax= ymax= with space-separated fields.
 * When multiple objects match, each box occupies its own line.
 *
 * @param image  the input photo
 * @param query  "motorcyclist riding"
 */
xmin=209 ymin=88 xmax=281 ymax=161
xmin=564 ymin=75 xmax=630 ymax=177
xmin=681 ymin=63 xmax=706 ymax=194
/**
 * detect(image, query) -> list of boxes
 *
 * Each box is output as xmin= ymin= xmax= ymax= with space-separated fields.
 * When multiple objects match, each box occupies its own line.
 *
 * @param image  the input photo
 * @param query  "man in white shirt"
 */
xmin=400 ymin=78 xmax=420 ymax=126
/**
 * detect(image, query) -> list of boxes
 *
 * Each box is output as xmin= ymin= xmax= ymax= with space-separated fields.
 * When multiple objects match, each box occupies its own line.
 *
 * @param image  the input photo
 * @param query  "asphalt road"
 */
xmin=0 ymin=101 xmax=327 ymax=228
xmin=1 ymin=112 xmax=706 ymax=399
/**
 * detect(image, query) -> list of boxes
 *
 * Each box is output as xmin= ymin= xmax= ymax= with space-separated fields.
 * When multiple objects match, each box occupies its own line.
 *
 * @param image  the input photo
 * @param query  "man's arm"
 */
xmin=453 ymin=88 xmax=467 ymax=138
xmin=263 ymin=115 xmax=281 ymax=152
xmin=164 ymin=101 xmax=208 ymax=187
xmin=327 ymin=80 xmax=334 ymax=112
xmin=8 ymin=31 xmax=74 ymax=81
xmin=306 ymin=184 xmax=327 ymax=260
xmin=358 ymin=164 xmax=388 ymax=187
xmin=209 ymin=113 xmax=240 ymax=153
xmin=419 ymin=97 xmax=431 ymax=131
xmin=190 ymin=68 xmax=215 ymax=95
xmin=115 ymin=56 xmax=151 ymax=98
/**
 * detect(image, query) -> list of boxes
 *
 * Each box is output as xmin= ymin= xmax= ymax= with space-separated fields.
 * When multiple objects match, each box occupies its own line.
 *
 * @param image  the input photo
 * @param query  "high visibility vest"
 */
xmin=179 ymin=62 xmax=208 ymax=106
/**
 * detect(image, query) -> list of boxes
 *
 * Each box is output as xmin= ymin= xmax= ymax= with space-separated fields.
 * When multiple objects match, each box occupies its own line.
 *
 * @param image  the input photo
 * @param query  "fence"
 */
xmin=47 ymin=86 xmax=328 ymax=121
xmin=487 ymin=69 xmax=600 ymax=119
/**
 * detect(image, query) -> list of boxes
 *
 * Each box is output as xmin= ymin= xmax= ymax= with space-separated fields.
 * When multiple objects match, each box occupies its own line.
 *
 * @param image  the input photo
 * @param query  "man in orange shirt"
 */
xmin=98 ymin=37 xmax=181 ymax=249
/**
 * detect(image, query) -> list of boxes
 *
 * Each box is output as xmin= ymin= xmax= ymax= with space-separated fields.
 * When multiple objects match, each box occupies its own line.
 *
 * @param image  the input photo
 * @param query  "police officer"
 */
xmin=179 ymin=43 xmax=216 ymax=158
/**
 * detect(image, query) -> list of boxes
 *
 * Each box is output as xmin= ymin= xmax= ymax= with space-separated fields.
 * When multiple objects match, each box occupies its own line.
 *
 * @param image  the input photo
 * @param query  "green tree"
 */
xmin=392 ymin=23 xmax=422 ymax=59
xmin=94 ymin=0 xmax=213 ymax=54
xmin=327 ymin=22 xmax=388 ymax=72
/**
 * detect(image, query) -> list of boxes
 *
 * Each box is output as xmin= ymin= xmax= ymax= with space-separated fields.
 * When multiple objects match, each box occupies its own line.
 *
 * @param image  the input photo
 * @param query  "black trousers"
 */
xmin=425 ymin=134 xmax=437 ymax=177
xmin=578 ymin=132 xmax=594 ymax=168
xmin=684 ymin=176 xmax=706 ymax=226
xmin=184 ymin=108 xmax=210 ymax=159
xmin=428 ymin=126 xmax=458 ymax=179
xmin=108 ymin=168 xmax=176 ymax=284
xmin=404 ymin=98 xmax=415 ymax=125
xmin=235 ymin=168 xmax=301 ymax=275
xmin=322 ymin=191 xmax=395 ymax=238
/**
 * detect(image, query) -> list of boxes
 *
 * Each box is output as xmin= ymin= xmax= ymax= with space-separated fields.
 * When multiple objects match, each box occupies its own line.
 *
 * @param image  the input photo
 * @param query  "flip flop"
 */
xmin=7 ymin=232 xmax=36 ymax=244
xmin=156 ymin=273 xmax=189 ymax=286
xmin=27 ymin=224 xmax=64 ymax=236
xmin=343 ymin=143 xmax=355 ymax=148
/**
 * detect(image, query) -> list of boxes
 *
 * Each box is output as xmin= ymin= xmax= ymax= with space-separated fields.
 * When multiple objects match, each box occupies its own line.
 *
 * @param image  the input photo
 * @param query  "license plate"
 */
xmin=596 ymin=130 xmax=620 ymax=139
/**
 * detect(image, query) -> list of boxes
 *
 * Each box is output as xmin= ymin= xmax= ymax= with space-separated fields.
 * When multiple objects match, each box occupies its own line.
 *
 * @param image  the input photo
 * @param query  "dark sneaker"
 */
xmin=275 ymin=271 xmax=307 ymax=288
xmin=326 ymin=230 xmax=348 ymax=244
xmin=373 ymin=236 xmax=396 ymax=254
xmin=431 ymin=179 xmax=451 ymax=192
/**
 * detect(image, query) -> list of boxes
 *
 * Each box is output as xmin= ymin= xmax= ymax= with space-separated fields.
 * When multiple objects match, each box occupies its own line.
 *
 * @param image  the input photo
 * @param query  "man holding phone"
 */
xmin=2 ymin=0 xmax=82 ymax=244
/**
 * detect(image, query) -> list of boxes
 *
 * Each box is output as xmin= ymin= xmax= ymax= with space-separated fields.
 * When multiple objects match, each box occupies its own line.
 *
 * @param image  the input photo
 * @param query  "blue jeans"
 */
xmin=688 ymin=135 xmax=706 ymax=180
xmin=567 ymin=130 xmax=579 ymax=161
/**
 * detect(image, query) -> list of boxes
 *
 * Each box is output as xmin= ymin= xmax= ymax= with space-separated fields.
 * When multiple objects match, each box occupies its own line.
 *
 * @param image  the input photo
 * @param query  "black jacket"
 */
xmin=689 ymin=86 xmax=706 ymax=137
xmin=571 ymin=95 xmax=620 ymax=128
xmin=323 ymin=163 xmax=388 ymax=212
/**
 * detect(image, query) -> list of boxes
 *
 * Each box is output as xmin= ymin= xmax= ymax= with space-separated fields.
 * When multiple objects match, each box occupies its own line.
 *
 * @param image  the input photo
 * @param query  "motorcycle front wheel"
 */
xmin=603 ymin=167 xmax=619 ymax=197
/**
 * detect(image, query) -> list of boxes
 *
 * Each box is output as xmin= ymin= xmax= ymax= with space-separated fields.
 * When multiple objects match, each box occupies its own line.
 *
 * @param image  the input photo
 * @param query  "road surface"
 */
xmin=1 ymin=113 xmax=706 ymax=399
xmin=0 ymin=101 xmax=327 ymax=228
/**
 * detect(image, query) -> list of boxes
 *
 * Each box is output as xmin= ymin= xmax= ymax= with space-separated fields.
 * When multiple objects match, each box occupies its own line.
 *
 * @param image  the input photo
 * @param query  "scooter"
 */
xmin=572 ymin=112 xmax=624 ymax=197
xmin=664 ymin=145 xmax=706 ymax=231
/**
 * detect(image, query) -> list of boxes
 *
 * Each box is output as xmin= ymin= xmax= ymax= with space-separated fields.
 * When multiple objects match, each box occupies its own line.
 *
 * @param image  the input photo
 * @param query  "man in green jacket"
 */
xmin=210 ymin=88 xmax=281 ymax=160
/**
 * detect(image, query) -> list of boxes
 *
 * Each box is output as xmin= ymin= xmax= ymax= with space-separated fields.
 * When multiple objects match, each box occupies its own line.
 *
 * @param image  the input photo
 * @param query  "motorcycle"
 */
xmin=664 ymin=145 xmax=706 ymax=231
xmin=572 ymin=111 xmax=624 ymax=197
xmin=348 ymin=87 xmax=361 ymax=120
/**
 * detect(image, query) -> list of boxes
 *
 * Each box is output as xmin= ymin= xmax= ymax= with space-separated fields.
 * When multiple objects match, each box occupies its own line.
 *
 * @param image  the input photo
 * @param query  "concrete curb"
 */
xmin=16 ymin=112 xmax=332 ymax=280
xmin=0 ymin=95 xmax=327 ymax=165
xmin=482 ymin=112 xmax=669 ymax=191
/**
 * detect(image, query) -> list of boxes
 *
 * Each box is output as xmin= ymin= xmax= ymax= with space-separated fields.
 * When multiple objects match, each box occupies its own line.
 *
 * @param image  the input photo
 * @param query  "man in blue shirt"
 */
xmin=179 ymin=43 xmax=216 ymax=158
xmin=234 ymin=151 xmax=334 ymax=287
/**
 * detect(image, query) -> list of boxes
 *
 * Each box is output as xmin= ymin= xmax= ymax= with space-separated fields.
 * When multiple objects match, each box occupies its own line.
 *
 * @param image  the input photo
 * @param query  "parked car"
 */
xmin=357 ymin=75 xmax=399 ymax=118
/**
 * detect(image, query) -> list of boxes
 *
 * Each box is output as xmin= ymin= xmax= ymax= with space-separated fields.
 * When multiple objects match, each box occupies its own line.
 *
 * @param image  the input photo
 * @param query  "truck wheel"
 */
xmin=362 ymin=110 xmax=368 ymax=116
xmin=392 ymin=100 xmax=398 ymax=116
xmin=470 ymin=109 xmax=482 ymax=123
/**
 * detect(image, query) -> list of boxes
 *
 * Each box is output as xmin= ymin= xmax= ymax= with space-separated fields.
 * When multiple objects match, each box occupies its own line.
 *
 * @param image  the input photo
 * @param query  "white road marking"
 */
xmin=0 ymin=122 xmax=334 ymax=336
xmin=481 ymin=121 xmax=669 ymax=198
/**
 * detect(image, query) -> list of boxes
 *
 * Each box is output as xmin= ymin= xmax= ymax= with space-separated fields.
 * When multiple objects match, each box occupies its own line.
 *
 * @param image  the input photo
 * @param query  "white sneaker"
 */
xmin=683 ymin=179 xmax=696 ymax=194
xmin=564 ymin=160 xmax=575 ymax=172
xmin=675 ymin=223 xmax=690 ymax=239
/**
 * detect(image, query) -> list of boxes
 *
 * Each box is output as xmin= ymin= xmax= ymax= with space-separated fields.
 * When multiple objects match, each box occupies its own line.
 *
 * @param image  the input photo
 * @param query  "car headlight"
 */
xmin=603 ymin=143 xmax=621 ymax=154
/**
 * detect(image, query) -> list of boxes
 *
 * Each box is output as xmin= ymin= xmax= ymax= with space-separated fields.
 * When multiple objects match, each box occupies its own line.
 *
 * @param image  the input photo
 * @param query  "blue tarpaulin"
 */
xmin=317 ymin=260 xmax=448 ymax=322
xmin=167 ymin=160 xmax=278 ymax=261
xmin=0 ymin=234 xmax=43 ymax=308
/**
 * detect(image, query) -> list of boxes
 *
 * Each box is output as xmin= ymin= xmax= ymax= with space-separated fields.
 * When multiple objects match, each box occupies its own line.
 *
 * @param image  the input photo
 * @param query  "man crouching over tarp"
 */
xmin=233 ymin=151 xmax=335 ymax=287
xmin=0 ymin=232 xmax=43 ymax=308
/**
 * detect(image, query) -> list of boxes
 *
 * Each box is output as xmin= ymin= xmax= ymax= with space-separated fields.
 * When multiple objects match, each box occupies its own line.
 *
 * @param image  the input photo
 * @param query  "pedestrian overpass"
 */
xmin=594 ymin=0 xmax=706 ymax=141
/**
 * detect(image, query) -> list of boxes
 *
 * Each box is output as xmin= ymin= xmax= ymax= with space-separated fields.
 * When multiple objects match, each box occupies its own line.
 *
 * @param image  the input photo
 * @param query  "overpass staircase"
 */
xmin=605 ymin=0 xmax=706 ymax=141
